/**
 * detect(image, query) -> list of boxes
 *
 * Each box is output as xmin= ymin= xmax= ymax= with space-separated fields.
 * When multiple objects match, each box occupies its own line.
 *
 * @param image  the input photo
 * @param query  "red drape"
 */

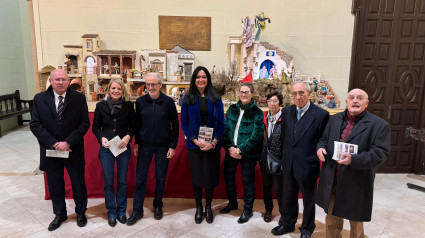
xmin=44 ymin=113 xmax=302 ymax=199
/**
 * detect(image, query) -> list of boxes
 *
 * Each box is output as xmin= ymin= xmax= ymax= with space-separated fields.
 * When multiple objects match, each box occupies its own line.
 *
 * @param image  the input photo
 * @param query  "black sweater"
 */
xmin=135 ymin=92 xmax=179 ymax=148
xmin=92 ymin=100 xmax=136 ymax=143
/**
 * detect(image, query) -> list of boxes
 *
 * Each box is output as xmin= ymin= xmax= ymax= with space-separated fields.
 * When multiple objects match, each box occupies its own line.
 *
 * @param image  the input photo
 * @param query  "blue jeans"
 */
xmin=132 ymin=145 xmax=169 ymax=214
xmin=99 ymin=145 xmax=131 ymax=218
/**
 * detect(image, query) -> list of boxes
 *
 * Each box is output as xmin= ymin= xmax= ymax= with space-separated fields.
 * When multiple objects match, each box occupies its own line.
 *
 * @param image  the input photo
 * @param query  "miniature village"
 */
xmin=36 ymin=13 xmax=340 ymax=110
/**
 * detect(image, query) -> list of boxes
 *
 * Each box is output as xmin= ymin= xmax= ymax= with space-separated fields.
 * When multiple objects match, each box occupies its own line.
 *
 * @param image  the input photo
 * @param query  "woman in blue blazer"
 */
xmin=181 ymin=66 xmax=225 ymax=224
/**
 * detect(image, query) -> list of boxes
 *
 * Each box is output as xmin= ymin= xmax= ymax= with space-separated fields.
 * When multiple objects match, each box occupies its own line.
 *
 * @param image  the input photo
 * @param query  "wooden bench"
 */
xmin=0 ymin=90 xmax=33 ymax=138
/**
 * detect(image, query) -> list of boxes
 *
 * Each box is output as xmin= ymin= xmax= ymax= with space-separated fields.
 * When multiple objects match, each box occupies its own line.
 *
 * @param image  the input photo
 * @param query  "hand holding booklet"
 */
xmin=332 ymin=141 xmax=358 ymax=161
xmin=108 ymin=136 xmax=127 ymax=157
xmin=198 ymin=126 xmax=214 ymax=143
xmin=46 ymin=150 xmax=69 ymax=158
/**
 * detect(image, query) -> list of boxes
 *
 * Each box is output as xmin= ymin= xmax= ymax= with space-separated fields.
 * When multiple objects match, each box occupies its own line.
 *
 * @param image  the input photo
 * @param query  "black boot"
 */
xmin=205 ymin=206 xmax=213 ymax=223
xmin=195 ymin=206 xmax=203 ymax=224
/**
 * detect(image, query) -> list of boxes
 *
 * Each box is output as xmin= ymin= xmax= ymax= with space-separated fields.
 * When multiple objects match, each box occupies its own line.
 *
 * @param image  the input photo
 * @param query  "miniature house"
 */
xmin=228 ymin=35 xmax=294 ymax=80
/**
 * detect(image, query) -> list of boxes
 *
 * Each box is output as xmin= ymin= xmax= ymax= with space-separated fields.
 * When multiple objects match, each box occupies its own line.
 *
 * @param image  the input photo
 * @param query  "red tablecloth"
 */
xmin=44 ymin=113 xmax=276 ymax=200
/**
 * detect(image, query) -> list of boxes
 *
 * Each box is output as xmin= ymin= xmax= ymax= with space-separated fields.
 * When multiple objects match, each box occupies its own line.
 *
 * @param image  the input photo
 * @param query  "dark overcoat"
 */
xmin=30 ymin=86 xmax=90 ymax=171
xmin=281 ymin=103 xmax=329 ymax=181
xmin=315 ymin=110 xmax=390 ymax=222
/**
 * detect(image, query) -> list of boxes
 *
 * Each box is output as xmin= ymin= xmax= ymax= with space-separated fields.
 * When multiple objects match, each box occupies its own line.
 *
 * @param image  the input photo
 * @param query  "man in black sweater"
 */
xmin=127 ymin=73 xmax=179 ymax=225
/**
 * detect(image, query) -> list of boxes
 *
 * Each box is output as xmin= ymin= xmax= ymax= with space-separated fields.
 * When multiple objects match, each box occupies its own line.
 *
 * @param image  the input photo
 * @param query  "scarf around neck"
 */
xmin=106 ymin=96 xmax=123 ymax=115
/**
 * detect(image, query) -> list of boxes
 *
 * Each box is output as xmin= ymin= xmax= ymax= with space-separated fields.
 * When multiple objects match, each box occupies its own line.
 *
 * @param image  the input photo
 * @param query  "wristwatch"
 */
xmin=236 ymin=148 xmax=241 ymax=154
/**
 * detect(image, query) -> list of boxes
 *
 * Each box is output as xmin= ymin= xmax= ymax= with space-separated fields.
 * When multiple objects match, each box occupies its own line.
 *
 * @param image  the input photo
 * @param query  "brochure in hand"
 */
xmin=198 ymin=126 xmax=214 ymax=143
xmin=332 ymin=141 xmax=358 ymax=161
xmin=108 ymin=136 xmax=127 ymax=157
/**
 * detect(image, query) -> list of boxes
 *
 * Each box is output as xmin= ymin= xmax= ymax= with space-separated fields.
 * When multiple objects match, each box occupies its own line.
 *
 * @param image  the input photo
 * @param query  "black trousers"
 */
xmin=223 ymin=153 xmax=257 ymax=212
xmin=45 ymin=159 xmax=87 ymax=217
xmin=259 ymin=159 xmax=283 ymax=214
xmin=193 ymin=184 xmax=214 ymax=207
xmin=133 ymin=146 xmax=169 ymax=213
xmin=281 ymin=167 xmax=316 ymax=235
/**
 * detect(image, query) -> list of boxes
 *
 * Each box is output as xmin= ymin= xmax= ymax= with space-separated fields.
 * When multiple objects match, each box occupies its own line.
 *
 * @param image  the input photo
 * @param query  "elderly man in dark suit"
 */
xmin=272 ymin=82 xmax=329 ymax=238
xmin=316 ymin=88 xmax=390 ymax=238
xmin=30 ymin=69 xmax=90 ymax=231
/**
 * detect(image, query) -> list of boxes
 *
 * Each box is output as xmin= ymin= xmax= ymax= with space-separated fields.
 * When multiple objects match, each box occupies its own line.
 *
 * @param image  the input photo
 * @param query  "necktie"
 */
xmin=297 ymin=108 xmax=303 ymax=120
xmin=57 ymin=96 xmax=64 ymax=126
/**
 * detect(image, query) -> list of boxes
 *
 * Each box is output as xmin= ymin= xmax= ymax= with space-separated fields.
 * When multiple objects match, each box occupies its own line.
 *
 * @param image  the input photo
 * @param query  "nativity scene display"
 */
xmin=35 ymin=13 xmax=340 ymax=110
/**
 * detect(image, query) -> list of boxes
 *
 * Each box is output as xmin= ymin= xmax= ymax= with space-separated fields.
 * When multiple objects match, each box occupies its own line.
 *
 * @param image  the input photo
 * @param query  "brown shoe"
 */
xmin=264 ymin=209 xmax=272 ymax=222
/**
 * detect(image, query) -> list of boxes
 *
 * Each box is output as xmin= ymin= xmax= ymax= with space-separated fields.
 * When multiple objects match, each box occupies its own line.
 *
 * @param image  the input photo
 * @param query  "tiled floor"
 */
xmin=1 ymin=126 xmax=425 ymax=237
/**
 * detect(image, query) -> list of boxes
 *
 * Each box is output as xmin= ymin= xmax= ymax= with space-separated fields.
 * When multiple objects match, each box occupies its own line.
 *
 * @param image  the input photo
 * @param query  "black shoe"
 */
xmin=117 ymin=215 xmax=127 ymax=224
xmin=48 ymin=215 xmax=68 ymax=231
xmin=205 ymin=206 xmax=213 ymax=224
xmin=76 ymin=213 xmax=87 ymax=227
xmin=154 ymin=207 xmax=163 ymax=220
xmin=278 ymin=216 xmax=284 ymax=226
xmin=219 ymin=203 xmax=238 ymax=214
xmin=237 ymin=211 xmax=253 ymax=224
xmin=108 ymin=217 xmax=117 ymax=227
xmin=194 ymin=206 xmax=203 ymax=224
xmin=271 ymin=225 xmax=295 ymax=236
xmin=264 ymin=209 xmax=272 ymax=222
xmin=300 ymin=234 xmax=311 ymax=238
xmin=126 ymin=212 xmax=143 ymax=226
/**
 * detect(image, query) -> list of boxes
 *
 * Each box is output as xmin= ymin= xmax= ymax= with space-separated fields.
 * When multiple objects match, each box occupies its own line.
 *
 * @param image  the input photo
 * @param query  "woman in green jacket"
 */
xmin=219 ymin=83 xmax=265 ymax=224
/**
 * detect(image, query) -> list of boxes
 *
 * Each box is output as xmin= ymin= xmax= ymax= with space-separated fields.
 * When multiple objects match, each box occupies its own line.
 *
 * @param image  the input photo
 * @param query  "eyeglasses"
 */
xmin=239 ymin=91 xmax=251 ymax=96
xmin=292 ymin=91 xmax=306 ymax=97
xmin=146 ymin=83 xmax=160 ymax=87
xmin=267 ymin=99 xmax=279 ymax=104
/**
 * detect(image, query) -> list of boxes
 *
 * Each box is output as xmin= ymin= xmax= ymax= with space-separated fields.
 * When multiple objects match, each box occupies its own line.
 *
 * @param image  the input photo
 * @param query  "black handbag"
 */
xmin=266 ymin=149 xmax=282 ymax=175
xmin=264 ymin=131 xmax=282 ymax=175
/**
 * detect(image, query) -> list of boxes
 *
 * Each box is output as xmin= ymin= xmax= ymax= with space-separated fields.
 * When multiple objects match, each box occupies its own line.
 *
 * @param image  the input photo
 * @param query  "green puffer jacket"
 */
xmin=223 ymin=100 xmax=265 ymax=160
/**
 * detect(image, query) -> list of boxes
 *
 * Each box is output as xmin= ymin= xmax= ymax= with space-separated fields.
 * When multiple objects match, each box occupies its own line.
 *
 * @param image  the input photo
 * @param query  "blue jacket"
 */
xmin=181 ymin=95 xmax=225 ymax=150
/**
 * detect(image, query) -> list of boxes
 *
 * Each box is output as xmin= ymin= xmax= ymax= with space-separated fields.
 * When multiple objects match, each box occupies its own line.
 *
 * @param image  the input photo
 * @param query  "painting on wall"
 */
xmin=158 ymin=16 xmax=211 ymax=51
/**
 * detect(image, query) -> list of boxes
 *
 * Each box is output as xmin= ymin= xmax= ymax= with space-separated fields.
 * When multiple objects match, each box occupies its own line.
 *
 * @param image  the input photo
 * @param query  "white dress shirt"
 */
xmin=297 ymin=101 xmax=310 ymax=120
xmin=53 ymin=91 xmax=66 ymax=112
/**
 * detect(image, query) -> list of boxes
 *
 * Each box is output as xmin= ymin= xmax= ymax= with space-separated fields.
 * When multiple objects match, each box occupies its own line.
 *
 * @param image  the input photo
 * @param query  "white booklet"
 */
xmin=108 ymin=136 xmax=127 ymax=157
xmin=46 ymin=150 xmax=69 ymax=158
xmin=198 ymin=126 xmax=214 ymax=143
xmin=332 ymin=141 xmax=358 ymax=161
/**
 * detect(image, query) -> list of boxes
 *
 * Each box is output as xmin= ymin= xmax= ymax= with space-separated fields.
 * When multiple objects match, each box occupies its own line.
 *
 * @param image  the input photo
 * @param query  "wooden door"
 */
xmin=350 ymin=0 xmax=425 ymax=173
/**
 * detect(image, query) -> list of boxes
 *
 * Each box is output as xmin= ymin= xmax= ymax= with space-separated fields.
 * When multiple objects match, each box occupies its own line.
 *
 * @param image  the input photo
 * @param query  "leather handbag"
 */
xmin=266 ymin=149 xmax=282 ymax=175
xmin=264 ymin=129 xmax=282 ymax=175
